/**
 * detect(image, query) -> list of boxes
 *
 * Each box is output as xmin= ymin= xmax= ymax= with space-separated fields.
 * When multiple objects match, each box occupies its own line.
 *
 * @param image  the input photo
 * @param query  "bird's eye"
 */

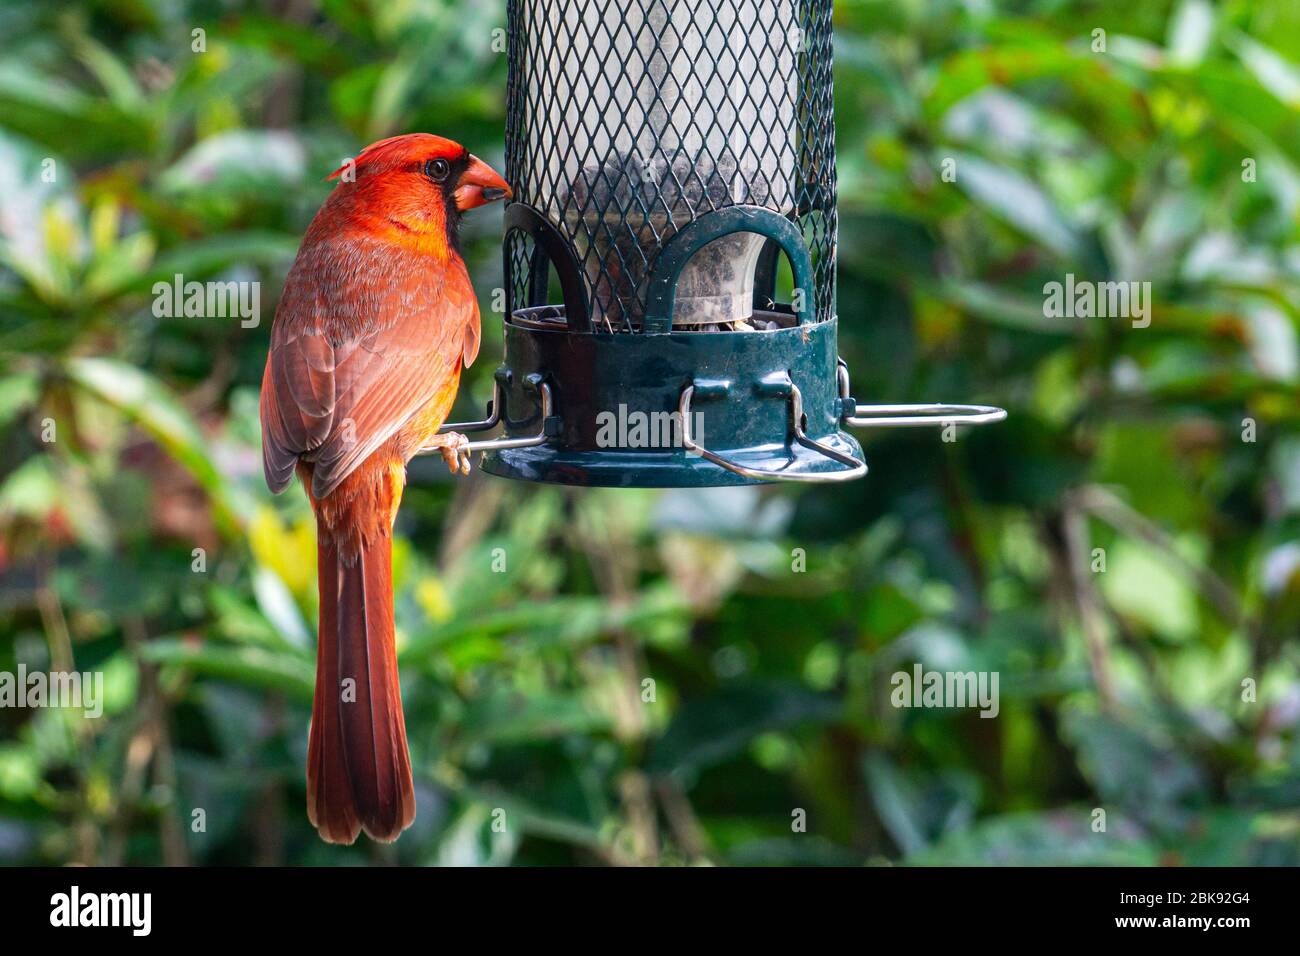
xmin=425 ymin=158 xmax=451 ymax=182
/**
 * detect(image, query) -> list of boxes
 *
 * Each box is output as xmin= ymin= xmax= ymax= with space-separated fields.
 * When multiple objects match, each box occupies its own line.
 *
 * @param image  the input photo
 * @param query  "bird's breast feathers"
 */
xmin=260 ymin=233 xmax=480 ymax=499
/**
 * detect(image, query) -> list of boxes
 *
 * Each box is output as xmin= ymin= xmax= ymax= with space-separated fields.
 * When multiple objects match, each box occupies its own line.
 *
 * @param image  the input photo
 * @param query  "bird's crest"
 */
xmin=327 ymin=133 xmax=464 ymax=181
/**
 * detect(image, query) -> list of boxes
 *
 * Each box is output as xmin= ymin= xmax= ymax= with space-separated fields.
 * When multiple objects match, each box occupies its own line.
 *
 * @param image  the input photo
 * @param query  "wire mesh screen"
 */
xmin=505 ymin=0 xmax=836 ymax=332
xmin=506 ymin=229 xmax=539 ymax=317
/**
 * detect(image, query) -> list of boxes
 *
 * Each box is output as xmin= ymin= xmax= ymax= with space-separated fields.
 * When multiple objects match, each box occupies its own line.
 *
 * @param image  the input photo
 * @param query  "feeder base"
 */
xmin=484 ymin=431 xmax=863 ymax=487
xmin=479 ymin=309 xmax=860 ymax=487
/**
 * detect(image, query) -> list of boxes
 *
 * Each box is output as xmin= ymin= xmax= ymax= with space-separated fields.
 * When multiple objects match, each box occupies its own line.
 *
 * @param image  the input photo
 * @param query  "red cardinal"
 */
xmin=260 ymin=134 xmax=510 ymax=844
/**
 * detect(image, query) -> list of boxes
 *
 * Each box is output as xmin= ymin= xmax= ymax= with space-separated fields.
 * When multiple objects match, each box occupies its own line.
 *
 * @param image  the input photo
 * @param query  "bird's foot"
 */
xmin=436 ymin=431 xmax=473 ymax=476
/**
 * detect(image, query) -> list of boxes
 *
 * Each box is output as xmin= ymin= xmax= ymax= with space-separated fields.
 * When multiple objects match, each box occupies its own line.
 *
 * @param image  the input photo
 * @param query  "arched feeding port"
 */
xmin=421 ymin=0 xmax=1005 ymax=486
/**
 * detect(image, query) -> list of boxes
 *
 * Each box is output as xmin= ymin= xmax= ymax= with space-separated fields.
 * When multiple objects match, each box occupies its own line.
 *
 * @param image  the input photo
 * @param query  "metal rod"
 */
xmin=421 ymin=381 xmax=554 ymax=455
xmin=837 ymin=361 xmax=1007 ymax=429
xmin=437 ymin=381 xmax=503 ymax=434
xmin=844 ymin=404 xmax=1007 ymax=427
xmin=678 ymin=382 xmax=867 ymax=483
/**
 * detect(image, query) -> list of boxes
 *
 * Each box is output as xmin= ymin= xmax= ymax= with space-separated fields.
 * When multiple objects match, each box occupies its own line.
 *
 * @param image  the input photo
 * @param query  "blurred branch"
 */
xmin=253 ymin=695 xmax=287 ymax=866
xmin=36 ymin=555 xmax=73 ymax=673
xmin=436 ymin=471 xmax=505 ymax=572
xmin=1074 ymin=485 xmax=1259 ymax=650
xmin=571 ymin=492 xmax=664 ymax=863
xmin=617 ymin=770 xmax=659 ymax=865
xmin=655 ymin=776 xmax=714 ymax=863
xmin=1059 ymin=505 xmax=1117 ymax=712
xmin=263 ymin=0 xmax=317 ymax=128
xmin=105 ymin=614 xmax=191 ymax=866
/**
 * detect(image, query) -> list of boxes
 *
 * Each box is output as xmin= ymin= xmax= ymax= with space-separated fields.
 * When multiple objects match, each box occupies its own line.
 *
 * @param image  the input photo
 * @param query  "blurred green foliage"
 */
xmin=0 ymin=0 xmax=1298 ymax=865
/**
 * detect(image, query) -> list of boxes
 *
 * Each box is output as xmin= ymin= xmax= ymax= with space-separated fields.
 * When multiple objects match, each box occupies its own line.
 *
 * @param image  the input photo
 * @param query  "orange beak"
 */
xmin=454 ymin=155 xmax=511 ymax=211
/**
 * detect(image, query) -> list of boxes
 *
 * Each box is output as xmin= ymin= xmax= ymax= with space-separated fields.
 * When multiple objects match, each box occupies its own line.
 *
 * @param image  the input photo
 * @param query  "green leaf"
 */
xmin=863 ymin=753 xmax=931 ymax=855
xmin=251 ymin=565 xmax=312 ymax=651
xmin=137 ymin=232 xmax=301 ymax=293
xmin=909 ymin=810 xmax=1159 ymax=865
xmin=402 ymin=587 xmax=688 ymax=662
xmin=649 ymin=683 xmax=838 ymax=776
xmin=438 ymin=782 xmax=612 ymax=861
xmin=63 ymin=357 xmax=253 ymax=536
xmin=1231 ymin=33 xmax=1300 ymax=107
xmin=935 ymin=279 xmax=1079 ymax=334
xmin=948 ymin=152 xmax=1083 ymax=259
xmin=0 ymin=456 xmax=59 ymax=519
xmin=1167 ymin=0 xmax=1215 ymax=68
xmin=70 ymin=32 xmax=145 ymax=111
xmin=1098 ymin=538 xmax=1200 ymax=640
xmin=1061 ymin=709 xmax=1207 ymax=815
xmin=0 ymin=369 xmax=38 ymax=429
xmin=140 ymin=638 xmax=313 ymax=700
xmin=458 ymin=689 xmax=607 ymax=745
xmin=159 ymin=130 xmax=307 ymax=196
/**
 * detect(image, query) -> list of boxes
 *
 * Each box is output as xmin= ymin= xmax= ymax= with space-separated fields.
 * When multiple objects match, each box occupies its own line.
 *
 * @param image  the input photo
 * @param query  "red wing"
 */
xmin=260 ymin=238 xmax=480 ymax=500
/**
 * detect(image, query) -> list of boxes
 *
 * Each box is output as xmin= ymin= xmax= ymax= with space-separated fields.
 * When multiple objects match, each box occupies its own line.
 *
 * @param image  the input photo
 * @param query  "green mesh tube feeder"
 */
xmin=421 ymin=0 xmax=1005 ymax=486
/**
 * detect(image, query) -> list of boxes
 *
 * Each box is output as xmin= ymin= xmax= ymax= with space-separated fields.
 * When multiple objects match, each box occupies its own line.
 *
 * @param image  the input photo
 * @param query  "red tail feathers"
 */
xmin=307 ymin=524 xmax=415 ymax=844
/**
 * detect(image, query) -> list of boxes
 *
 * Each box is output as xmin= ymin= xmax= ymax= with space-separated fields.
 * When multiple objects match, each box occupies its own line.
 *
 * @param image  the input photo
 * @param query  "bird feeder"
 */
xmin=429 ymin=0 xmax=1004 ymax=486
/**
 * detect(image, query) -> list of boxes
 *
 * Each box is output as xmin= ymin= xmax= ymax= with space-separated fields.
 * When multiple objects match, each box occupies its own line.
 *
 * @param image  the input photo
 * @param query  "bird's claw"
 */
xmin=438 ymin=431 xmax=473 ymax=476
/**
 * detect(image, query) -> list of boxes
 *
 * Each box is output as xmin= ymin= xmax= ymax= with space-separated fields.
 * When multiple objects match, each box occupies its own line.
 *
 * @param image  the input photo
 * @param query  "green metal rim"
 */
xmin=482 ymin=430 xmax=864 ymax=488
xmin=478 ymin=313 xmax=856 ymax=488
